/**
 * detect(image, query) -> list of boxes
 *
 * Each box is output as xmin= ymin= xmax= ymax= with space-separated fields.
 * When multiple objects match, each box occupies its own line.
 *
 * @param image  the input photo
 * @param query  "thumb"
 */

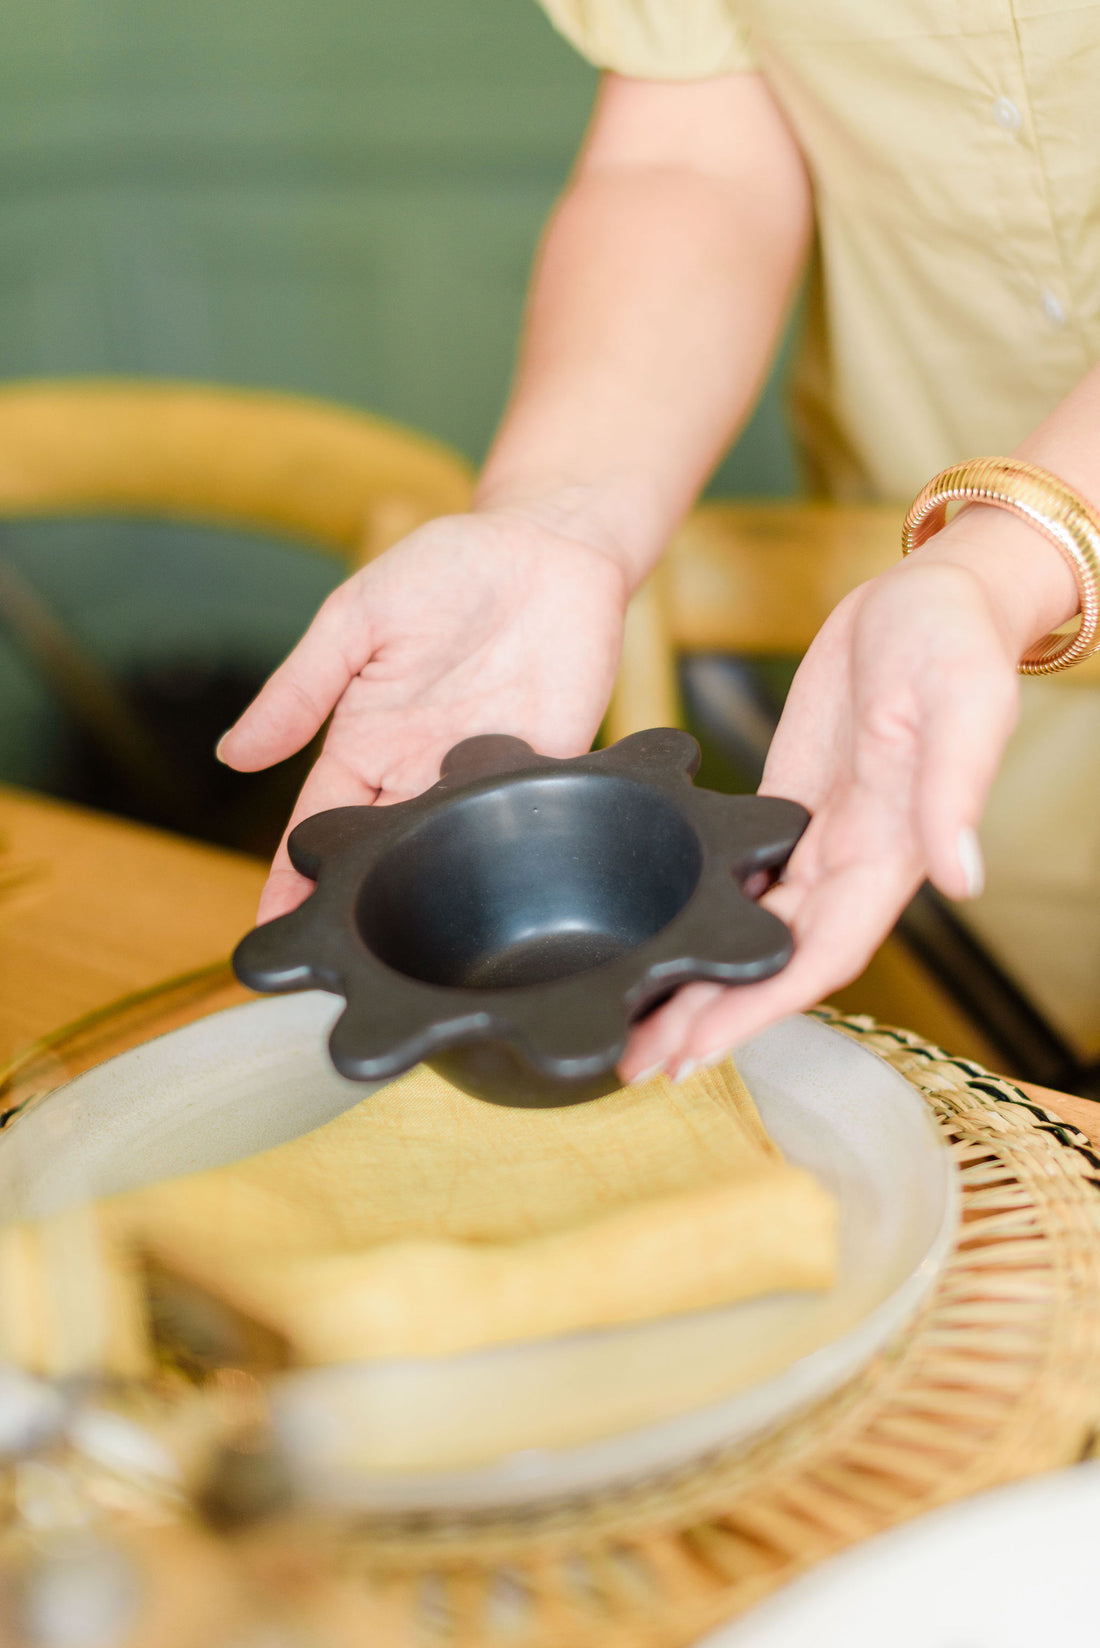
xmin=218 ymin=587 xmax=372 ymax=773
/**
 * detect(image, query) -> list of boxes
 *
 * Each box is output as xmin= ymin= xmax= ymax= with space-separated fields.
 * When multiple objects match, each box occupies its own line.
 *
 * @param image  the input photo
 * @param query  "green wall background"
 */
xmin=0 ymin=0 xmax=796 ymax=791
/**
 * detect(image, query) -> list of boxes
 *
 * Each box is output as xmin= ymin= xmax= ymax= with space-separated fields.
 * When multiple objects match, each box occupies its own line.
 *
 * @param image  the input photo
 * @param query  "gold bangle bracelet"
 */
xmin=901 ymin=456 xmax=1100 ymax=675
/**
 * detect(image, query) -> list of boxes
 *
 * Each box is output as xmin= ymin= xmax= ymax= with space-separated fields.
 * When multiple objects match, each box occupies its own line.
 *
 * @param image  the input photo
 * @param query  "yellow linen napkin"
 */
xmin=1 ymin=1061 xmax=837 ymax=1375
xmin=93 ymin=1058 xmax=837 ymax=1366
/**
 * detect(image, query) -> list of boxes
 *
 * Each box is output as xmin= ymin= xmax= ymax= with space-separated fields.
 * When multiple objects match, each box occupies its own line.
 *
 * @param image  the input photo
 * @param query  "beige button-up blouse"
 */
xmin=537 ymin=0 xmax=1100 ymax=501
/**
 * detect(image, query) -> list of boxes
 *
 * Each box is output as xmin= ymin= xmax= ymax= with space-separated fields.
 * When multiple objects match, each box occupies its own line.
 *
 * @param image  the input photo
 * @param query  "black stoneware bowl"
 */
xmin=232 ymin=729 xmax=809 ymax=1107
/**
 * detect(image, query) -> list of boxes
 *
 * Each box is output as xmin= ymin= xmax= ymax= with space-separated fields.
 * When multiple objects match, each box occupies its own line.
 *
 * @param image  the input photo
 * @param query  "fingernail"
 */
xmin=957 ymin=826 xmax=985 ymax=899
xmin=672 ymin=1059 xmax=698 ymax=1085
xmin=701 ymin=1046 xmax=732 ymax=1070
xmin=214 ymin=731 xmax=233 ymax=765
xmin=628 ymin=1063 xmax=665 ymax=1087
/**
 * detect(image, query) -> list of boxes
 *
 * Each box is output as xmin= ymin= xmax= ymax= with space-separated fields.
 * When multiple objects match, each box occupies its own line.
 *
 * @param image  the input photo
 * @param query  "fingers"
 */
xmin=257 ymin=854 xmax=318 ymax=926
xmin=621 ymin=565 xmax=1021 ymax=1080
xmin=678 ymin=851 xmax=918 ymax=1064
xmin=622 ymin=983 xmax=726 ymax=1082
xmin=843 ymin=566 xmax=1019 ymax=904
xmin=914 ymin=661 xmax=1018 ymax=901
xmin=621 ymin=663 xmax=1009 ymax=1076
xmin=620 ymin=826 xmax=920 ymax=1079
xmin=219 ymin=586 xmax=372 ymax=773
xmin=255 ymin=750 xmax=380 ymax=924
xmin=758 ymin=595 xmax=856 ymax=809
xmin=254 ymin=728 xmax=437 ymax=924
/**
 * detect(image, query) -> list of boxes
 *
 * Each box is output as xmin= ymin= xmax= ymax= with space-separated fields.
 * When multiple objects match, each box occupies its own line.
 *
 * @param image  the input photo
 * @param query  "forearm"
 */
xmin=909 ymin=366 xmax=1100 ymax=651
xmin=476 ymin=73 xmax=812 ymax=588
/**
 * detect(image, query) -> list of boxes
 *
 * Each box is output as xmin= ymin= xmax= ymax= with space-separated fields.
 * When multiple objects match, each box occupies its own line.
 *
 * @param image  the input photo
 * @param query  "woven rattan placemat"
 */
xmin=233 ymin=1012 xmax=1100 ymax=1648
xmin=5 ymin=1006 xmax=1100 ymax=1648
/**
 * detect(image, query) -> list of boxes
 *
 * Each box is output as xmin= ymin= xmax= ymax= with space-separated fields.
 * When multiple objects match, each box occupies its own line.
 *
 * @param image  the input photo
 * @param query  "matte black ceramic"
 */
xmin=233 ymin=729 xmax=809 ymax=1107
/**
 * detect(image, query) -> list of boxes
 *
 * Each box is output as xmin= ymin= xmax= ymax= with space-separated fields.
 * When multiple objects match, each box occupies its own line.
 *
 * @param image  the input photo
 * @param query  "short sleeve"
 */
xmin=536 ymin=0 xmax=757 ymax=80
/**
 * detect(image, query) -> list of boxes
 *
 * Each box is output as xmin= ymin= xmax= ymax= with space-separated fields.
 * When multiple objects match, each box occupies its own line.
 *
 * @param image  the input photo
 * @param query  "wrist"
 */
xmin=473 ymin=473 xmax=662 ymax=595
xmin=903 ymin=502 xmax=1080 ymax=656
xmin=471 ymin=477 xmax=653 ymax=599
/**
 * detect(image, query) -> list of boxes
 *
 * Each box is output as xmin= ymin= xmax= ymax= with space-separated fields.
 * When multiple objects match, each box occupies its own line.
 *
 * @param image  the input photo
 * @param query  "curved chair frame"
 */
xmin=0 ymin=378 xmax=474 ymax=565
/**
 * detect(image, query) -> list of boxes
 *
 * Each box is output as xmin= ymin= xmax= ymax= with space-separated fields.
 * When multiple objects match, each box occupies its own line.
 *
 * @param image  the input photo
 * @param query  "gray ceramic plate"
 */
xmin=0 ymin=995 xmax=956 ymax=1513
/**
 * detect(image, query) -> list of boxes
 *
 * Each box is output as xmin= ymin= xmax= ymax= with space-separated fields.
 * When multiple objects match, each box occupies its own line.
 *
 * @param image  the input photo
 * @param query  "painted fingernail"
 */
xmin=628 ymin=1064 xmax=665 ymax=1087
xmin=672 ymin=1059 xmax=698 ymax=1085
xmin=957 ymin=826 xmax=985 ymax=899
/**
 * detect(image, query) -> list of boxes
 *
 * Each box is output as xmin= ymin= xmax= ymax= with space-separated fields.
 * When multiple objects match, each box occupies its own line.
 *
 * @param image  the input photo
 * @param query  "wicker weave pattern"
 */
xmin=273 ymin=1013 xmax=1100 ymax=1648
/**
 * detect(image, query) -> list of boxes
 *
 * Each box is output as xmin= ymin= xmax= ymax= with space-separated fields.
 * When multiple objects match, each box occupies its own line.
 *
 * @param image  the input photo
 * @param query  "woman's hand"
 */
xmin=620 ymin=511 xmax=1077 ymax=1082
xmin=218 ymin=508 xmax=628 ymax=922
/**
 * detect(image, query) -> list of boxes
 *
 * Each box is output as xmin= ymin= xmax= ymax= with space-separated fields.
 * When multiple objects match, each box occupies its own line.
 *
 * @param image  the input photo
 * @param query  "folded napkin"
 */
xmin=4 ymin=1060 xmax=838 ymax=1373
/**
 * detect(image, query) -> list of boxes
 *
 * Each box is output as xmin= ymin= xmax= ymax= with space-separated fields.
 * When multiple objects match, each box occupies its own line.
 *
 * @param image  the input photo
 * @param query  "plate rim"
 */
xmin=0 ymin=997 xmax=958 ymax=1512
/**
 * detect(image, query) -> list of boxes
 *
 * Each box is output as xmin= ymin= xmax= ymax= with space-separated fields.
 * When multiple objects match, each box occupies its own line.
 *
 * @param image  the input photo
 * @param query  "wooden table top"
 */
xmin=1 ymin=784 xmax=1096 ymax=1148
xmin=0 ymin=785 xmax=265 ymax=1060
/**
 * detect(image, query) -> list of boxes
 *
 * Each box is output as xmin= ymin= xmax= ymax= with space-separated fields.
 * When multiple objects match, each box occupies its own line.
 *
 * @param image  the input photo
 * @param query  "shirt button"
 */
xmin=992 ymin=95 xmax=1022 ymax=132
xmin=1041 ymin=289 xmax=1068 ymax=328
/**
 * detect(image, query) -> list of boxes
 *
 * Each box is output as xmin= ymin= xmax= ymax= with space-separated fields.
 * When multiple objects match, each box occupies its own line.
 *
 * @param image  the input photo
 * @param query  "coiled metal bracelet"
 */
xmin=902 ymin=456 xmax=1100 ymax=674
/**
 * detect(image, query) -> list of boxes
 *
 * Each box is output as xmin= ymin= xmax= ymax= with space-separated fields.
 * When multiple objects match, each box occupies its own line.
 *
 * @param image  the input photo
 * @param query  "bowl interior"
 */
xmin=356 ymin=773 xmax=703 ymax=990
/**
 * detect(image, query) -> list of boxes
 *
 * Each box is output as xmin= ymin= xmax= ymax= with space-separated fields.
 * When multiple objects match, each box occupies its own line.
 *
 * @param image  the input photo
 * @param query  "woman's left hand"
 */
xmin=619 ymin=526 xmax=1062 ymax=1082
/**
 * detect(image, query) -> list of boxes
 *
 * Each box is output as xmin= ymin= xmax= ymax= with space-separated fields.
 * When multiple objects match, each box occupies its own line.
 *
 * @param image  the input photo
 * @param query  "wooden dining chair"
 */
xmin=0 ymin=378 xmax=474 ymax=561
xmin=607 ymin=502 xmax=1100 ymax=1094
xmin=0 ymin=378 xmax=475 ymax=831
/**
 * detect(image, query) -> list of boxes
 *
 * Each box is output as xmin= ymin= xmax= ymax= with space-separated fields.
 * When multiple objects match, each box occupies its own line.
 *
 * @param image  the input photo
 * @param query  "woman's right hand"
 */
xmin=216 ymin=507 xmax=630 ymax=923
